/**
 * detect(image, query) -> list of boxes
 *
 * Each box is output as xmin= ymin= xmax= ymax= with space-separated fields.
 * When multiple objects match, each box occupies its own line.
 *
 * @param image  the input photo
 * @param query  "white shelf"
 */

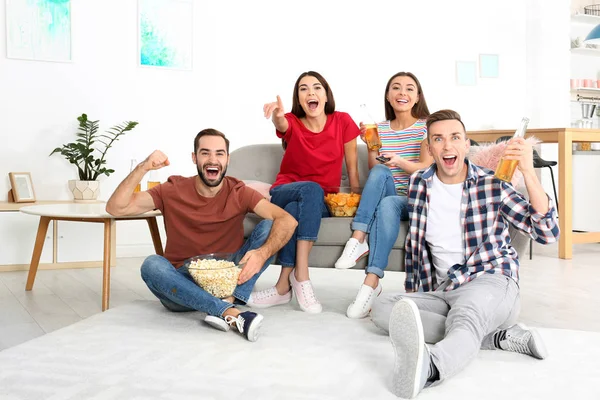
xmin=571 ymin=47 xmax=600 ymax=56
xmin=572 ymin=87 xmax=600 ymax=92
xmin=572 ymin=13 xmax=600 ymax=24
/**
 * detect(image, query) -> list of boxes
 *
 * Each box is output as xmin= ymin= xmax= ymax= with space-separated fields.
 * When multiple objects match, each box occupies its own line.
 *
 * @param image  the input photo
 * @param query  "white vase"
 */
xmin=68 ymin=180 xmax=100 ymax=202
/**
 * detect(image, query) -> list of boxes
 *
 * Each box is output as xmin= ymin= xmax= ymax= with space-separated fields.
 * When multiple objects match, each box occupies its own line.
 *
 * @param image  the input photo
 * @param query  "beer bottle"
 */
xmin=360 ymin=104 xmax=381 ymax=151
xmin=494 ymin=117 xmax=530 ymax=182
xmin=131 ymin=159 xmax=141 ymax=193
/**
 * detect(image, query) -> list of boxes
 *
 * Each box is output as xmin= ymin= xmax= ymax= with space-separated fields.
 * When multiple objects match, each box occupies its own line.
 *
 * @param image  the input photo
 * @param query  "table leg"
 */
xmin=26 ymin=217 xmax=51 ymax=290
xmin=110 ymin=220 xmax=116 ymax=267
xmin=102 ymin=219 xmax=112 ymax=311
xmin=52 ymin=220 xmax=58 ymax=263
xmin=147 ymin=217 xmax=164 ymax=256
xmin=558 ymin=132 xmax=573 ymax=259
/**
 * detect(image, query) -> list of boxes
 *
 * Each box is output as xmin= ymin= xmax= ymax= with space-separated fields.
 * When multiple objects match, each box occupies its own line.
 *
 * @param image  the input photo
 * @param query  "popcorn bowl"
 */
xmin=324 ymin=187 xmax=363 ymax=217
xmin=185 ymin=253 xmax=241 ymax=299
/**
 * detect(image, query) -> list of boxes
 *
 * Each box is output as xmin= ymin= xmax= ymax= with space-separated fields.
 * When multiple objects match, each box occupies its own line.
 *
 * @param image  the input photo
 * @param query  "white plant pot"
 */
xmin=68 ymin=180 xmax=100 ymax=202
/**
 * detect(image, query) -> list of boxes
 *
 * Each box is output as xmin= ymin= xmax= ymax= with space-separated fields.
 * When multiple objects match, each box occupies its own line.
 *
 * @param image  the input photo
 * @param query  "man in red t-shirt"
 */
xmin=106 ymin=129 xmax=297 ymax=342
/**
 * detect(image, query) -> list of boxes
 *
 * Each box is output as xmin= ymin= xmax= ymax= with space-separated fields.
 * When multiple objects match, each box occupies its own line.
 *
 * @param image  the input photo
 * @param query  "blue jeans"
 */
xmin=352 ymin=164 xmax=408 ymax=279
xmin=140 ymin=220 xmax=275 ymax=317
xmin=270 ymin=181 xmax=330 ymax=267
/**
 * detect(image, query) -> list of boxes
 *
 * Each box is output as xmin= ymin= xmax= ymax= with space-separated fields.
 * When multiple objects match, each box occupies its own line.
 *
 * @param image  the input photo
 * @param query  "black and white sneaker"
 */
xmin=225 ymin=311 xmax=264 ymax=342
xmin=204 ymin=315 xmax=230 ymax=332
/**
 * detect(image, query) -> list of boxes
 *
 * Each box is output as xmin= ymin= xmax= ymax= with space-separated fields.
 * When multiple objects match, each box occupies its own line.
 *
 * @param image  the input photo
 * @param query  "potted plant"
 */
xmin=50 ymin=113 xmax=138 ymax=201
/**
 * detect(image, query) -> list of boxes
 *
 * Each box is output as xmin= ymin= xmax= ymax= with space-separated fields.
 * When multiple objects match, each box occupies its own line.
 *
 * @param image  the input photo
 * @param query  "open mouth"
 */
xmin=442 ymin=156 xmax=457 ymax=167
xmin=396 ymin=99 xmax=409 ymax=105
xmin=307 ymin=99 xmax=319 ymax=111
xmin=205 ymin=166 xmax=220 ymax=179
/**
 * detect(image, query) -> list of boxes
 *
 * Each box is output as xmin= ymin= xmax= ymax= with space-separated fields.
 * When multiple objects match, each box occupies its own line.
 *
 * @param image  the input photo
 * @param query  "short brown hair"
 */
xmin=194 ymin=128 xmax=230 ymax=154
xmin=384 ymin=72 xmax=430 ymax=121
xmin=426 ymin=109 xmax=466 ymax=142
xmin=291 ymin=71 xmax=335 ymax=118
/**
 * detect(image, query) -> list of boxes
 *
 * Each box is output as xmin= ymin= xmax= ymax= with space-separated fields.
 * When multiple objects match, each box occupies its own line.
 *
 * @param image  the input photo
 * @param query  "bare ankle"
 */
xmin=364 ymin=274 xmax=379 ymax=289
xmin=222 ymin=307 xmax=239 ymax=319
xmin=352 ymin=231 xmax=367 ymax=243
xmin=275 ymin=283 xmax=291 ymax=295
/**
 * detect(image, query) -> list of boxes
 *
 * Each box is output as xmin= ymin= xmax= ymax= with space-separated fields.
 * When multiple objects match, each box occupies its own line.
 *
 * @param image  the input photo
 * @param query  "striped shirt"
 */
xmin=378 ymin=119 xmax=427 ymax=195
xmin=404 ymin=160 xmax=560 ymax=293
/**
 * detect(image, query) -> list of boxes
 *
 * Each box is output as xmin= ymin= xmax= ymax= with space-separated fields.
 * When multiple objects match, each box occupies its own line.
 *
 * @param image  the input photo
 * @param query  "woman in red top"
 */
xmin=247 ymin=71 xmax=360 ymax=313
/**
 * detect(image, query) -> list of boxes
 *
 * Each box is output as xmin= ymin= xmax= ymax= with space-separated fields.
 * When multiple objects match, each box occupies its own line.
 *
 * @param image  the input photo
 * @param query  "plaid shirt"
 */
xmin=404 ymin=160 xmax=559 ymax=292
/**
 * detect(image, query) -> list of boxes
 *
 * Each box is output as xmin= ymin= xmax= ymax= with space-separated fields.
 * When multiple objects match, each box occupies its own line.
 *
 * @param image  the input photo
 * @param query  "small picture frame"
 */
xmin=456 ymin=61 xmax=477 ymax=86
xmin=479 ymin=54 xmax=500 ymax=78
xmin=8 ymin=172 xmax=36 ymax=203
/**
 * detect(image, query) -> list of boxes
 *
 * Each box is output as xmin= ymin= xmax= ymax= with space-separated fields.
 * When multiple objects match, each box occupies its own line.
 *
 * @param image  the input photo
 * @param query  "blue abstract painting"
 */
xmin=6 ymin=0 xmax=71 ymax=62
xmin=139 ymin=0 xmax=193 ymax=69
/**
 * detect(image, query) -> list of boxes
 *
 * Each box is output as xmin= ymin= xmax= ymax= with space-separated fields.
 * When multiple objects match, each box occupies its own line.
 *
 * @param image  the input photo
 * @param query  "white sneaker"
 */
xmin=204 ymin=315 xmax=230 ymax=332
xmin=346 ymin=283 xmax=382 ymax=319
xmin=289 ymin=272 xmax=323 ymax=314
xmin=335 ymin=238 xmax=369 ymax=269
xmin=246 ymin=286 xmax=292 ymax=309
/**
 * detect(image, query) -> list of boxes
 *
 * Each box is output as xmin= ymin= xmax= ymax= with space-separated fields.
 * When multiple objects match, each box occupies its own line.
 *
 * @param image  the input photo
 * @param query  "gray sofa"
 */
xmin=227 ymin=143 xmax=529 ymax=272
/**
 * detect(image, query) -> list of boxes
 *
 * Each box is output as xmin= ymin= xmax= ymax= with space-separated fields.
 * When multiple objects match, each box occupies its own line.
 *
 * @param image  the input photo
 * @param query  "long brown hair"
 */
xmin=283 ymin=71 xmax=336 ymax=149
xmin=290 ymin=71 xmax=336 ymax=118
xmin=384 ymin=72 xmax=430 ymax=121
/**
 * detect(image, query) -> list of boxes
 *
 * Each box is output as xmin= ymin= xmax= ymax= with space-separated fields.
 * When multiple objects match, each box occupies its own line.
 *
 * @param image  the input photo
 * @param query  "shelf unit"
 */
xmin=571 ymin=13 xmax=600 ymax=24
xmin=571 ymin=87 xmax=600 ymax=92
xmin=571 ymin=47 xmax=600 ymax=56
xmin=570 ymin=11 xmax=600 ymax=123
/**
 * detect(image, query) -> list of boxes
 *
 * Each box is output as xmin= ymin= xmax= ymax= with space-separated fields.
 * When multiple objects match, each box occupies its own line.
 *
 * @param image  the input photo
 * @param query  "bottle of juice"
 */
xmin=494 ymin=117 xmax=530 ymax=182
xmin=131 ymin=159 xmax=141 ymax=193
xmin=147 ymin=170 xmax=160 ymax=190
xmin=360 ymin=104 xmax=381 ymax=151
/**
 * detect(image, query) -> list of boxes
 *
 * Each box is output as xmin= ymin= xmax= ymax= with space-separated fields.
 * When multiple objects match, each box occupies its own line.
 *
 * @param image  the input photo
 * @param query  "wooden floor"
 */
xmin=1 ymin=242 xmax=599 ymax=351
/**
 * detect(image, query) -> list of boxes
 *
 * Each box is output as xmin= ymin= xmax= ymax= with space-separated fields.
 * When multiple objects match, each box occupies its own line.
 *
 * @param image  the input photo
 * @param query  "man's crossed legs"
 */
xmin=140 ymin=220 xmax=275 ymax=342
xmin=371 ymin=273 xmax=547 ymax=398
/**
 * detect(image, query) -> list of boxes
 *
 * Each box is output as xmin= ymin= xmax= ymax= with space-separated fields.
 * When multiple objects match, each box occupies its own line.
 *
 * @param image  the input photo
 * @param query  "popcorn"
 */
xmin=188 ymin=259 xmax=241 ymax=299
xmin=324 ymin=192 xmax=361 ymax=217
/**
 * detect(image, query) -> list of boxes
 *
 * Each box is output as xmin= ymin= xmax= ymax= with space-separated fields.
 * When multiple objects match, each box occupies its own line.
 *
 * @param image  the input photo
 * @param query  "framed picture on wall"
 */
xmin=8 ymin=172 xmax=36 ymax=203
xmin=138 ymin=0 xmax=193 ymax=70
xmin=5 ymin=0 xmax=72 ymax=62
xmin=479 ymin=54 xmax=500 ymax=78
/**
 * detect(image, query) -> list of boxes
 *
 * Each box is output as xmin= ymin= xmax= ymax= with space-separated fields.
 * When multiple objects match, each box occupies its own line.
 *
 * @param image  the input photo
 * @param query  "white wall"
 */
xmin=0 ymin=0 xmax=571 ymax=257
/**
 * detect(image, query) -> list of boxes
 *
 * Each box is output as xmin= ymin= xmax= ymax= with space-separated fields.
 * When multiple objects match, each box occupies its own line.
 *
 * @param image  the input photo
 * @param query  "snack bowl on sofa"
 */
xmin=324 ymin=187 xmax=363 ymax=217
xmin=186 ymin=253 xmax=241 ymax=298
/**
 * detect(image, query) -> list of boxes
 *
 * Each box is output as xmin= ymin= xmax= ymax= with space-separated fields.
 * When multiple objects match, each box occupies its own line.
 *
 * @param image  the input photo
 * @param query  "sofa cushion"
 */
xmin=243 ymin=180 xmax=272 ymax=200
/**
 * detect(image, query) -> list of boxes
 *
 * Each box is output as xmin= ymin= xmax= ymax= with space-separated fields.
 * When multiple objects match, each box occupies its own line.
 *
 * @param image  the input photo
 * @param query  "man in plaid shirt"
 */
xmin=370 ymin=110 xmax=559 ymax=398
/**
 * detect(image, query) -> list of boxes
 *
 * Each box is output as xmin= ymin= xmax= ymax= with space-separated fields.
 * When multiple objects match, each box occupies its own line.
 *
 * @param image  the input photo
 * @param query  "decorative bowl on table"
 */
xmin=324 ymin=187 xmax=363 ymax=217
xmin=186 ymin=253 xmax=241 ymax=299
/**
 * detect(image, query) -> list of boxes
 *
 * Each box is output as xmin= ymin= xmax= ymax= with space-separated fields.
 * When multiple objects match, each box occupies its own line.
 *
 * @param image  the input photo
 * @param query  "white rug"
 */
xmin=0 ymin=269 xmax=598 ymax=400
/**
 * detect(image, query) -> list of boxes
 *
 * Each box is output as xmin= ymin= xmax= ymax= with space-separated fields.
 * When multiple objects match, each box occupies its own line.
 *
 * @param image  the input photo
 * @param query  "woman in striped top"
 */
xmin=335 ymin=72 xmax=433 ymax=319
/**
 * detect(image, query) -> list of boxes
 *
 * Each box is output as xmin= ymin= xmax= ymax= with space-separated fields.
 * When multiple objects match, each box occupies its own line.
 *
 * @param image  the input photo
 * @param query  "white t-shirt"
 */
xmin=425 ymin=173 xmax=465 ymax=285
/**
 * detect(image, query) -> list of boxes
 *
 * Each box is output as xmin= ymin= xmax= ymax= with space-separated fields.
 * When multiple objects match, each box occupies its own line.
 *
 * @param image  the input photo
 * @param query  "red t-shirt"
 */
xmin=148 ymin=176 xmax=264 ymax=268
xmin=273 ymin=111 xmax=360 ymax=193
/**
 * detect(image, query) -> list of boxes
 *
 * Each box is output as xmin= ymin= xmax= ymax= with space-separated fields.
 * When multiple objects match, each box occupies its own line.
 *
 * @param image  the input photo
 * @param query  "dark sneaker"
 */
xmin=204 ymin=315 xmax=230 ymax=332
xmin=225 ymin=311 xmax=264 ymax=342
xmin=500 ymin=323 xmax=548 ymax=360
xmin=389 ymin=299 xmax=430 ymax=399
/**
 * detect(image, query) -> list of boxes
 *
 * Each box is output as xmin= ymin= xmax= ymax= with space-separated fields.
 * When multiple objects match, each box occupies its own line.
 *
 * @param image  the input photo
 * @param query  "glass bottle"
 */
xmin=360 ymin=104 xmax=381 ymax=151
xmin=131 ymin=159 xmax=141 ymax=193
xmin=494 ymin=117 xmax=530 ymax=182
xmin=147 ymin=170 xmax=160 ymax=190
